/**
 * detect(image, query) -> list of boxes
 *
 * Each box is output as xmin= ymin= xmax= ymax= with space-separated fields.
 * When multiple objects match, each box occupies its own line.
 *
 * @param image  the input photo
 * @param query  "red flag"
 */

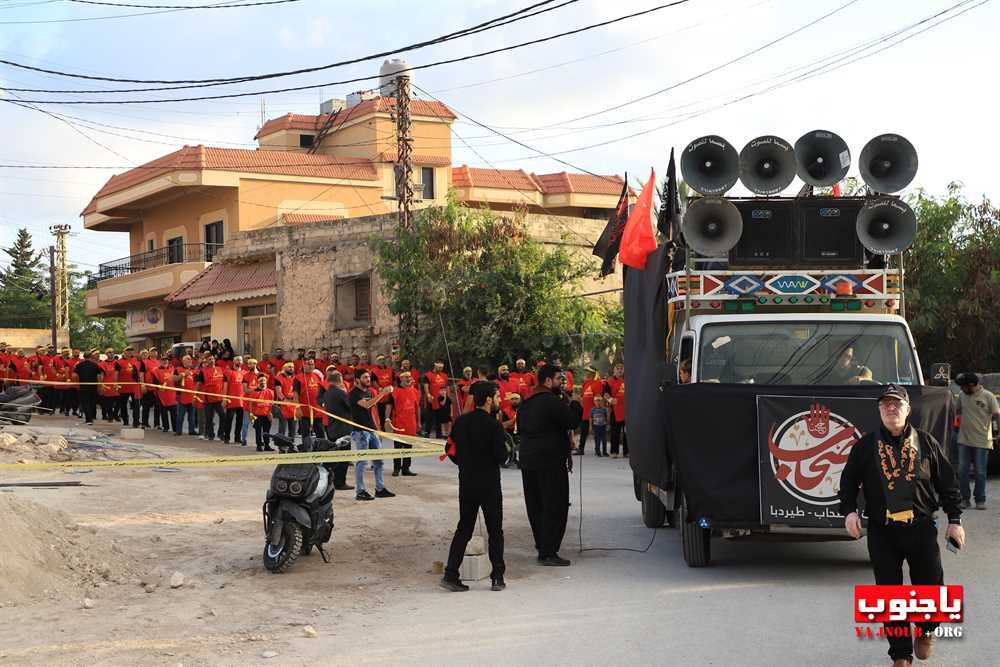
xmin=831 ymin=181 xmax=842 ymax=197
xmin=619 ymin=168 xmax=657 ymax=269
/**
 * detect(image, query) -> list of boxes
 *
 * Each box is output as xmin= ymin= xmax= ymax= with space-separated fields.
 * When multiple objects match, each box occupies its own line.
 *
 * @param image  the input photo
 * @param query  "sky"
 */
xmin=0 ymin=0 xmax=997 ymax=270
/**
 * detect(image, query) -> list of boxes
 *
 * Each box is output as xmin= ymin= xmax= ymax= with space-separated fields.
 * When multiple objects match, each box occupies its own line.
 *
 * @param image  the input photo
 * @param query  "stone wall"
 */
xmin=0 ymin=328 xmax=70 ymax=350
xmin=219 ymin=210 xmax=622 ymax=354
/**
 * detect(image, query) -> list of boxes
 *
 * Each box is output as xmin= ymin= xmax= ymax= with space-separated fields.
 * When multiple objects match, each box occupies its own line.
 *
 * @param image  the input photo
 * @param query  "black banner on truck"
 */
xmin=757 ymin=395 xmax=873 ymax=527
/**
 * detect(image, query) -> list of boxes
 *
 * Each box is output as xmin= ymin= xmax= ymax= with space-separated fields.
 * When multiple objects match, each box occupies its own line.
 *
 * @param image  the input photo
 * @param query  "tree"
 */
xmin=68 ymin=269 xmax=128 ymax=351
xmin=906 ymin=184 xmax=1000 ymax=371
xmin=372 ymin=196 xmax=616 ymax=371
xmin=0 ymin=228 xmax=50 ymax=329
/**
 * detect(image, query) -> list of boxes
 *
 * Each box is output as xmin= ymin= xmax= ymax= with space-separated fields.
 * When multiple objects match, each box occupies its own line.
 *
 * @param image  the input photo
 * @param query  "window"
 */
xmin=421 ymin=167 xmax=435 ymax=200
xmin=697 ymin=321 xmax=918 ymax=386
xmin=240 ymin=303 xmax=277 ymax=357
xmin=147 ymin=239 xmax=155 ymax=252
xmin=299 ymin=134 xmax=315 ymax=148
xmin=204 ymin=221 xmax=223 ymax=261
xmin=167 ymin=237 xmax=184 ymax=264
xmin=335 ymin=274 xmax=372 ymax=328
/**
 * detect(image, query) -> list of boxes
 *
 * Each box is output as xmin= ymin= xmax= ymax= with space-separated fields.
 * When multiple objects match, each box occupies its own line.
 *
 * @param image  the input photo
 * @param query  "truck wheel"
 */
xmin=632 ymin=473 xmax=642 ymax=502
xmin=680 ymin=493 xmax=711 ymax=567
xmin=641 ymin=483 xmax=666 ymax=528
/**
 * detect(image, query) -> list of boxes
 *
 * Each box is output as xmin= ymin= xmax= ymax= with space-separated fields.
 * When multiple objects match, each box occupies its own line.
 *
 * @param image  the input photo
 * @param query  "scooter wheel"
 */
xmin=263 ymin=522 xmax=303 ymax=573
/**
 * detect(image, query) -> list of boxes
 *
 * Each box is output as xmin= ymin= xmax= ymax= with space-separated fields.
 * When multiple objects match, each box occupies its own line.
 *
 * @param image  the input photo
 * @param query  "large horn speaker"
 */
xmin=739 ymin=135 xmax=795 ymax=195
xmin=681 ymin=135 xmax=739 ymax=196
xmin=794 ymin=129 xmax=851 ymax=187
xmin=859 ymin=134 xmax=918 ymax=193
xmin=856 ymin=196 xmax=916 ymax=254
xmin=681 ymin=197 xmax=743 ymax=256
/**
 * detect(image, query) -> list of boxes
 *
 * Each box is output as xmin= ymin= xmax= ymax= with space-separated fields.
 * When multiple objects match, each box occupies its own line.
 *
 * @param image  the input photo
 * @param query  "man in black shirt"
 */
xmin=348 ymin=369 xmax=395 ymax=501
xmin=319 ymin=368 xmax=353 ymax=491
xmin=441 ymin=382 xmax=509 ymax=592
xmin=72 ymin=350 xmax=102 ymax=425
xmin=838 ymin=384 xmax=965 ymax=666
xmin=517 ymin=364 xmax=582 ymax=567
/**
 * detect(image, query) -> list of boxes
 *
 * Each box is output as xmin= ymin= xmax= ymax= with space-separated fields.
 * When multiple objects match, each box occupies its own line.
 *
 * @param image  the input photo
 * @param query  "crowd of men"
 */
xmin=0 ymin=341 xmax=629 ymax=490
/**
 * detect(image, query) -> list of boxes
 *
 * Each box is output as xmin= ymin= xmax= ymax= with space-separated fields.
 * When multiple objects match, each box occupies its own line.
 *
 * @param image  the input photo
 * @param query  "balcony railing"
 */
xmin=86 ymin=243 xmax=222 ymax=289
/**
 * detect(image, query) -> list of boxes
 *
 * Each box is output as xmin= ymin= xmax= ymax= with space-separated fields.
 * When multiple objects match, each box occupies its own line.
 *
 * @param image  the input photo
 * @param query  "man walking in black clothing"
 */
xmin=516 ymin=364 xmax=582 ymax=567
xmin=72 ymin=350 xmax=102 ymax=426
xmin=319 ymin=369 xmax=354 ymax=491
xmin=838 ymin=384 xmax=966 ymax=667
xmin=441 ymin=382 xmax=509 ymax=592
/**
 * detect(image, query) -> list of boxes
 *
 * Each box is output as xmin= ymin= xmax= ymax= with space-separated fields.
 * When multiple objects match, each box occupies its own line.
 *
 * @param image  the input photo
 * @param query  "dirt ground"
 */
xmin=0 ymin=414 xmax=519 ymax=666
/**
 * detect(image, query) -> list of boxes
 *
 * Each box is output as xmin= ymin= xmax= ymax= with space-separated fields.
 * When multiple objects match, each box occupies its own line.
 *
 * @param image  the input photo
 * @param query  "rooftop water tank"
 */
xmin=379 ymin=58 xmax=412 ymax=97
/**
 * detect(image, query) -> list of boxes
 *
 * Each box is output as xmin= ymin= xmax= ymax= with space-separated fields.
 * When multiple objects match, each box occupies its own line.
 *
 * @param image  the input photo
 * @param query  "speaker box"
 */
xmin=798 ymin=197 xmax=865 ymax=266
xmin=728 ymin=199 xmax=796 ymax=266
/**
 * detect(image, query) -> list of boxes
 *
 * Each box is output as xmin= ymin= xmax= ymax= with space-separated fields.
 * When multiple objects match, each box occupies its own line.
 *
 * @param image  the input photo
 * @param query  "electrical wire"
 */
xmin=0 ymin=0 xmax=577 ymax=85
xmin=5 ymin=1 xmax=694 ymax=103
xmin=66 ymin=0 xmax=303 ymax=9
xmin=576 ymin=449 xmax=659 ymax=554
xmin=0 ymin=0 xmax=268 ymax=23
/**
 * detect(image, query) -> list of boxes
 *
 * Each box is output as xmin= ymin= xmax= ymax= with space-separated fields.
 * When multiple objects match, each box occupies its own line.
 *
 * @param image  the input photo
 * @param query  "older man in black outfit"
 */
xmin=517 ymin=363 xmax=582 ymax=567
xmin=838 ymin=384 xmax=965 ymax=667
xmin=318 ymin=369 xmax=354 ymax=492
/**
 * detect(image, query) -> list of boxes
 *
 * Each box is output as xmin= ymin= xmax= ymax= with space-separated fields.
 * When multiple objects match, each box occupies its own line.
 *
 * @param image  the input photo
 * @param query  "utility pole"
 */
xmin=49 ymin=224 xmax=71 ymax=347
xmin=48 ymin=246 xmax=57 ymax=349
xmin=393 ymin=73 xmax=413 ymax=231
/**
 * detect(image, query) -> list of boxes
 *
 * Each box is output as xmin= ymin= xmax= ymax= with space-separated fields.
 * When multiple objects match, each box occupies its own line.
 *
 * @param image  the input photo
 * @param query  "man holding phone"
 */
xmin=838 ymin=384 xmax=965 ymax=666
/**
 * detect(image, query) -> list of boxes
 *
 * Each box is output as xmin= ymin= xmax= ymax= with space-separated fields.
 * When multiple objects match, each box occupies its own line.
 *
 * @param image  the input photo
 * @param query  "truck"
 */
xmin=625 ymin=202 xmax=952 ymax=568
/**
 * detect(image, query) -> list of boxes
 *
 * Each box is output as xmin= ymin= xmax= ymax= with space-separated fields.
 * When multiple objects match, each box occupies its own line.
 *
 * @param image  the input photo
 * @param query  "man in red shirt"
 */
xmin=172 ymin=355 xmax=198 ymax=436
xmin=386 ymin=370 xmax=421 ymax=477
xmin=456 ymin=367 xmax=476 ymax=415
xmin=495 ymin=364 xmax=519 ymax=417
xmin=553 ymin=356 xmax=574 ymax=392
xmin=273 ymin=362 xmax=298 ymax=442
xmin=152 ymin=356 xmax=177 ymax=433
xmin=222 ymin=356 xmax=248 ymax=445
xmin=422 ymin=361 xmax=449 ymax=438
xmin=99 ymin=348 xmax=118 ymax=422
xmin=358 ymin=351 xmax=372 ymax=375
xmin=195 ymin=354 xmax=227 ymax=441
xmin=62 ymin=348 xmax=81 ymax=417
xmin=269 ymin=348 xmax=287 ymax=377
xmin=315 ymin=348 xmax=331 ymax=373
xmin=604 ymin=362 xmax=627 ymax=458
xmin=140 ymin=348 xmax=162 ymax=429
xmin=293 ymin=358 xmax=326 ymax=451
xmin=115 ymin=347 xmax=142 ymax=427
xmin=509 ymin=358 xmax=536 ymax=395
xmin=247 ymin=374 xmax=276 ymax=451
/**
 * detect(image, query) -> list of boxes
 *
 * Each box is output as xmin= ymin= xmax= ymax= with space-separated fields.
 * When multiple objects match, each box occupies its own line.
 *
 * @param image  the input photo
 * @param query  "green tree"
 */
xmin=0 ymin=228 xmax=50 ymax=329
xmin=906 ymin=184 xmax=1000 ymax=371
xmin=68 ymin=269 xmax=128 ymax=351
xmin=372 ymin=196 xmax=615 ymax=371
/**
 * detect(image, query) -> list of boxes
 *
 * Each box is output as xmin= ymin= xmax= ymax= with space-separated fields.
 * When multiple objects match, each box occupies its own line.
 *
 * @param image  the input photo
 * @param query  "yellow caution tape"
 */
xmin=0 ymin=446 xmax=443 ymax=471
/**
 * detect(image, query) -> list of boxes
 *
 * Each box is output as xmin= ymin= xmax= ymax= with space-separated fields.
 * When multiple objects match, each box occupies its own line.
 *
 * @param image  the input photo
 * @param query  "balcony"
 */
xmin=85 ymin=243 xmax=220 ymax=316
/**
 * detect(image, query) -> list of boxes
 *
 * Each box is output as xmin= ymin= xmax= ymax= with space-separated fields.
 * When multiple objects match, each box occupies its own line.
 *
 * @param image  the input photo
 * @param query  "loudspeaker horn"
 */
xmin=739 ymin=135 xmax=796 ymax=195
xmin=681 ymin=135 xmax=739 ymax=196
xmin=856 ymin=196 xmax=916 ymax=254
xmin=681 ymin=197 xmax=743 ymax=256
xmin=794 ymin=129 xmax=851 ymax=187
xmin=859 ymin=133 xmax=918 ymax=193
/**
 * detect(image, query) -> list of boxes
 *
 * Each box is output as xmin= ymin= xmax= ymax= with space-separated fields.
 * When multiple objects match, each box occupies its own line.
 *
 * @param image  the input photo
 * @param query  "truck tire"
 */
xmin=680 ymin=493 xmax=711 ymax=567
xmin=641 ymin=483 xmax=666 ymax=528
xmin=632 ymin=473 xmax=642 ymax=502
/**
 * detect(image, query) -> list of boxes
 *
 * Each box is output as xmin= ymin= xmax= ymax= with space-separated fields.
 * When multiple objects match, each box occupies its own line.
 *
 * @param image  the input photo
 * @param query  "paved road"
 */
xmin=294 ymin=452 xmax=998 ymax=667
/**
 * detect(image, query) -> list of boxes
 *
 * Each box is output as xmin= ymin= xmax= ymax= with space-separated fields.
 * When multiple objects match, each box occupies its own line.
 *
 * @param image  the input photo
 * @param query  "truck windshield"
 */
xmin=698 ymin=321 xmax=918 ymax=385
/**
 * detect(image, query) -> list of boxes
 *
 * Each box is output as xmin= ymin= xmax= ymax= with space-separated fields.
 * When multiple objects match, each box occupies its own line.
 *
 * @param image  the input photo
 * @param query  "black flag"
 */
xmin=592 ymin=176 xmax=629 ymax=276
xmin=656 ymin=147 xmax=681 ymax=239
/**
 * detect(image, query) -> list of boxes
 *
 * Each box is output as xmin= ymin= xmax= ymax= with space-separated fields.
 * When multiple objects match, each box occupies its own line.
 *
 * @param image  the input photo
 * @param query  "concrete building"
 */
xmin=83 ymin=81 xmax=626 ymax=352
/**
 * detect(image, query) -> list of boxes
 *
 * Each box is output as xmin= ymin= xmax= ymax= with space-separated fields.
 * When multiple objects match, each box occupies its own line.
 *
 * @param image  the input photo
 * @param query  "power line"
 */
xmin=66 ymin=0 xmax=303 ymax=9
xmin=0 ymin=0 xmax=268 ymax=23
xmin=5 ymin=1 xmax=694 ymax=103
xmin=0 ymin=0 xmax=575 ymax=85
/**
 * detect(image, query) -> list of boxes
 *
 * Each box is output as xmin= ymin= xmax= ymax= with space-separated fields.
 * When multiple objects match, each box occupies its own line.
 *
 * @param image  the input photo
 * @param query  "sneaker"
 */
xmin=975 ymin=500 xmax=986 ymax=510
xmin=334 ymin=483 xmax=354 ymax=491
xmin=391 ymin=470 xmax=400 ymax=477
xmin=490 ymin=577 xmax=506 ymax=591
xmin=439 ymin=577 xmax=469 ymax=592
xmin=375 ymin=488 xmax=396 ymax=498
xmin=85 ymin=421 xmax=94 ymax=426
xmin=402 ymin=470 xmax=418 ymax=476
xmin=961 ymin=498 xmax=972 ymax=509
xmin=540 ymin=555 xmax=571 ymax=567
xmin=915 ymin=633 xmax=935 ymax=660
xmin=199 ymin=435 xmax=207 ymax=440
xmin=356 ymin=491 xmax=374 ymax=501
xmin=263 ymin=445 xmax=276 ymax=452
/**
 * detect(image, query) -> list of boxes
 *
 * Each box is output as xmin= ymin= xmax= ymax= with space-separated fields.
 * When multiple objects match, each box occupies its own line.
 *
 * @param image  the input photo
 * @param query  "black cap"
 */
xmin=956 ymin=372 xmax=979 ymax=386
xmin=878 ymin=383 xmax=910 ymax=403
